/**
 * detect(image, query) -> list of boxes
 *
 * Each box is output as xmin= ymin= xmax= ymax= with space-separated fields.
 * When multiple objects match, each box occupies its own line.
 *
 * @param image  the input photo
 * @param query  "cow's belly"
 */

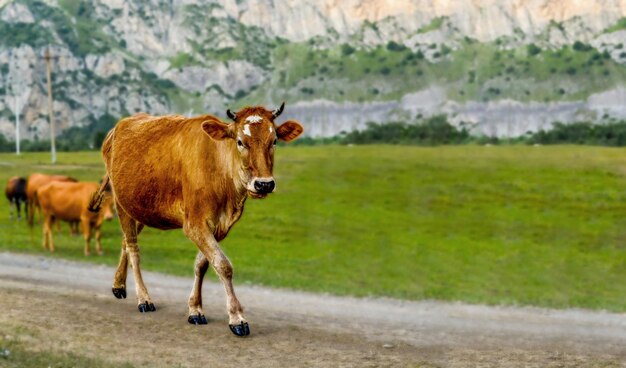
xmin=114 ymin=186 xmax=184 ymax=230
xmin=110 ymin=164 xmax=184 ymax=230
xmin=49 ymin=200 xmax=83 ymax=222
xmin=38 ymin=189 xmax=82 ymax=221
xmin=136 ymin=209 xmax=183 ymax=230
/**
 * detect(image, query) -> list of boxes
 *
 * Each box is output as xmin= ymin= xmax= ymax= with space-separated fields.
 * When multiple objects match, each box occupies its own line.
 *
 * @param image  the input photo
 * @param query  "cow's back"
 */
xmin=27 ymin=173 xmax=76 ymax=201
xmin=104 ymin=114 xmax=215 ymax=229
xmin=39 ymin=182 xmax=99 ymax=221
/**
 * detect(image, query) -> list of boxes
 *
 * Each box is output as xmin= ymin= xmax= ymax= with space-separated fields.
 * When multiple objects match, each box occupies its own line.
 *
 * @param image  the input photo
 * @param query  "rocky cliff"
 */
xmin=0 ymin=0 xmax=625 ymax=141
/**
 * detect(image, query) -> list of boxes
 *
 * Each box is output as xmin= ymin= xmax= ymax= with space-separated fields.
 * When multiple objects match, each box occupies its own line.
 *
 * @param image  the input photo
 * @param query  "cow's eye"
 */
xmin=237 ymin=139 xmax=244 ymax=148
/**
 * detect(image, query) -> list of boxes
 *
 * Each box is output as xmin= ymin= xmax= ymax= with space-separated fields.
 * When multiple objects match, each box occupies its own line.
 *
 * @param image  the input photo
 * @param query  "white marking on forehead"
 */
xmin=246 ymin=115 xmax=263 ymax=123
xmin=243 ymin=124 xmax=252 ymax=137
xmin=269 ymin=126 xmax=273 ymax=133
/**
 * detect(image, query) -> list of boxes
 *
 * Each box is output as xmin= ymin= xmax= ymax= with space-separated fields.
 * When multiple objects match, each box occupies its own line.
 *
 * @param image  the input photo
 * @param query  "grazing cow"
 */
xmin=88 ymin=103 xmax=303 ymax=336
xmin=26 ymin=173 xmax=77 ymax=226
xmin=38 ymin=181 xmax=114 ymax=255
xmin=5 ymin=176 xmax=27 ymax=220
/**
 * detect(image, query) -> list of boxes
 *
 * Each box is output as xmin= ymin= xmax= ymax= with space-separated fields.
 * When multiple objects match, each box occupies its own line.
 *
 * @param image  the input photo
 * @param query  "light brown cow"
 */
xmin=5 ymin=176 xmax=27 ymax=220
xmin=38 ymin=181 xmax=114 ymax=255
xmin=88 ymin=103 xmax=303 ymax=337
xmin=26 ymin=173 xmax=77 ymax=226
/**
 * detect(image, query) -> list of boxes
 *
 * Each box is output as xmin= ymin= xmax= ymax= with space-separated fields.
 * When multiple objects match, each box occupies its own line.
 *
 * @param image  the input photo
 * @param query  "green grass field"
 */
xmin=2 ymin=146 xmax=626 ymax=311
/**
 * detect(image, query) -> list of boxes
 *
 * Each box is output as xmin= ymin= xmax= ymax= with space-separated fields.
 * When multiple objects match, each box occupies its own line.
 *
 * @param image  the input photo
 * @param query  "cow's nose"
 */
xmin=254 ymin=180 xmax=275 ymax=194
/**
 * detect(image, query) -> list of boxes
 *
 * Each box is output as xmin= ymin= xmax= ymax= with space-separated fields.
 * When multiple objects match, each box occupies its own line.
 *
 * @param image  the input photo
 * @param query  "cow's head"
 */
xmin=201 ymin=103 xmax=303 ymax=198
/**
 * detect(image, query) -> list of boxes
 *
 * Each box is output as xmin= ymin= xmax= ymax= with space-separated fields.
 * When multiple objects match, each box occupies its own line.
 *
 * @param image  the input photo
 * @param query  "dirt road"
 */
xmin=0 ymin=252 xmax=625 ymax=367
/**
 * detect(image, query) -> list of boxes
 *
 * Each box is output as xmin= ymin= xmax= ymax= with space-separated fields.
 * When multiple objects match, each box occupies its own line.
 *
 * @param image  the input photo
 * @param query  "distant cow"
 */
xmin=38 ymin=181 xmax=114 ymax=256
xmin=5 ymin=176 xmax=27 ymax=220
xmin=26 ymin=173 xmax=78 ymax=226
xmin=88 ymin=103 xmax=303 ymax=336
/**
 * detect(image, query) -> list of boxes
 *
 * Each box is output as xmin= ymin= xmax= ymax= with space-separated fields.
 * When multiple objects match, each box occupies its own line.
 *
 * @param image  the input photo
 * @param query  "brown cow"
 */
xmin=38 ymin=181 xmax=114 ymax=255
xmin=88 ymin=103 xmax=303 ymax=336
xmin=5 ymin=176 xmax=27 ymax=220
xmin=26 ymin=173 xmax=77 ymax=226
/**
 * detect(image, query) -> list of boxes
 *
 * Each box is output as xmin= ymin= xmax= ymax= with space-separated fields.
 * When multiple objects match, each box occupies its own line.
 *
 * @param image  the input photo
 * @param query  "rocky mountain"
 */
xmin=0 ymin=0 xmax=625 ymax=142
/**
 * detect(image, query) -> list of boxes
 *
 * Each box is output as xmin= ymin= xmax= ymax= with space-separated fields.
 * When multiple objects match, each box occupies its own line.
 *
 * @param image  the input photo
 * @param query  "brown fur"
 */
xmin=93 ymin=105 xmax=303 ymax=330
xmin=5 ymin=176 xmax=27 ymax=220
xmin=38 ymin=181 xmax=113 ymax=256
xmin=26 ymin=173 xmax=77 ymax=226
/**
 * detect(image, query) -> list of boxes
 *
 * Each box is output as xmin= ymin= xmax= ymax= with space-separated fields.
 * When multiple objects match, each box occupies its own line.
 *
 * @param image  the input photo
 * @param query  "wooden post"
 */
xmin=15 ymin=96 xmax=20 ymax=155
xmin=44 ymin=48 xmax=56 ymax=164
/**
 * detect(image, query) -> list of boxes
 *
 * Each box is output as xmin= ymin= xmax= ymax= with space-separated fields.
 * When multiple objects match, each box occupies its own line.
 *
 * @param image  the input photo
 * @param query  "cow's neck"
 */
xmin=206 ymin=140 xmax=248 ymax=240
xmin=214 ymin=139 xmax=249 ymax=206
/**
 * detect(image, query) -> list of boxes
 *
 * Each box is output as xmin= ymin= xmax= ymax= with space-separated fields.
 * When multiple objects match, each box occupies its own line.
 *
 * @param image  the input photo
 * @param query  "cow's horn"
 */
xmin=272 ymin=102 xmax=285 ymax=119
xmin=226 ymin=109 xmax=236 ymax=121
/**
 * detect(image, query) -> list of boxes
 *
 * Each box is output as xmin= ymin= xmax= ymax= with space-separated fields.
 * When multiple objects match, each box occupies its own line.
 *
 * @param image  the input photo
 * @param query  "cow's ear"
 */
xmin=276 ymin=120 xmax=304 ymax=142
xmin=202 ymin=118 xmax=232 ymax=140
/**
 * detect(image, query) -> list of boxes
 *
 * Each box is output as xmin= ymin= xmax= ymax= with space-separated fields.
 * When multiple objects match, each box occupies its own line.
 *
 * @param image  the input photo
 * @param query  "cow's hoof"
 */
xmin=137 ymin=301 xmax=156 ymax=313
xmin=112 ymin=287 xmax=126 ymax=299
xmin=229 ymin=321 xmax=250 ymax=337
xmin=188 ymin=314 xmax=208 ymax=325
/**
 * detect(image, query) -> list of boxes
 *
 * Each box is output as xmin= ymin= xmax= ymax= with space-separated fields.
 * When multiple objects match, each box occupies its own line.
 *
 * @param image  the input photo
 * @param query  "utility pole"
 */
xmin=15 ymin=95 xmax=20 ymax=155
xmin=43 ymin=47 xmax=56 ymax=164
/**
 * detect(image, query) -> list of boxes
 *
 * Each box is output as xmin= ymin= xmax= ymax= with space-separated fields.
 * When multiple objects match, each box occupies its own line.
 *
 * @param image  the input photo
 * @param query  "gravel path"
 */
xmin=0 ymin=252 xmax=625 ymax=367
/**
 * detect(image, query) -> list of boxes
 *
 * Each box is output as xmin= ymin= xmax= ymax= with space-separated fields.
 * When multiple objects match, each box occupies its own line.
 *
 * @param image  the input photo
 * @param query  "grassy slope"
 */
xmin=1 ymin=146 xmax=626 ymax=311
xmin=241 ymin=40 xmax=626 ymax=106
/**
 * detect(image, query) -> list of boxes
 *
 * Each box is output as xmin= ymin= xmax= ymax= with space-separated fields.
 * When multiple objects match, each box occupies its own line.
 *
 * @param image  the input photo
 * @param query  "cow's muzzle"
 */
xmin=254 ymin=179 xmax=275 ymax=194
xmin=247 ymin=177 xmax=275 ymax=198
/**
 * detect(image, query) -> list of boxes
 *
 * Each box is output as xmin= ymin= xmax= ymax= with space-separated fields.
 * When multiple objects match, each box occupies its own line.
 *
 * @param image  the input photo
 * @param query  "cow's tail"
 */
xmin=88 ymin=175 xmax=110 ymax=213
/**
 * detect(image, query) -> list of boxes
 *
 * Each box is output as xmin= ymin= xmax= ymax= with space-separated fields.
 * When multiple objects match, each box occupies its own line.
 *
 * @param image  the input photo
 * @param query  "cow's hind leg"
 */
xmin=117 ymin=207 xmax=153 ymax=312
xmin=184 ymin=222 xmax=249 ymax=336
xmin=94 ymin=224 xmax=103 ymax=256
xmin=81 ymin=217 xmax=92 ymax=256
xmin=8 ymin=198 xmax=14 ymax=220
xmin=187 ymin=251 xmax=209 ymax=325
xmin=112 ymin=222 xmax=142 ymax=300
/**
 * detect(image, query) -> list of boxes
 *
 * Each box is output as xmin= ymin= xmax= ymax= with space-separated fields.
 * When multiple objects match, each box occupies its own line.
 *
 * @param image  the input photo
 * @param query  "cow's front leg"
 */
xmin=70 ymin=221 xmax=79 ymax=236
xmin=183 ymin=222 xmax=249 ymax=337
xmin=16 ymin=199 xmax=22 ymax=220
xmin=42 ymin=214 xmax=54 ymax=252
xmin=187 ymin=251 xmax=209 ymax=325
